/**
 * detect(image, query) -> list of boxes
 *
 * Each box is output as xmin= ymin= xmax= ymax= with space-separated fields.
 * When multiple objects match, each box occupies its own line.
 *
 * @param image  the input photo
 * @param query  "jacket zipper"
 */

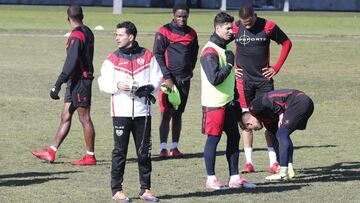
xmin=131 ymin=53 xmax=135 ymax=120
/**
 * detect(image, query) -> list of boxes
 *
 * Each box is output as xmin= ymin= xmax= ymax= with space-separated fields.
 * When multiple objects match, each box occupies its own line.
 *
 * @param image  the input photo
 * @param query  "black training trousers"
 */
xmin=111 ymin=116 xmax=152 ymax=195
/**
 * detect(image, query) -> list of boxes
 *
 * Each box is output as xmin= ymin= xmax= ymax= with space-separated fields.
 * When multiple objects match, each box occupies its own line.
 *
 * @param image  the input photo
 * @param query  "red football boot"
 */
xmin=267 ymin=162 xmax=280 ymax=174
xmin=71 ymin=154 xmax=96 ymax=166
xmin=159 ymin=149 xmax=168 ymax=158
xmin=31 ymin=147 xmax=56 ymax=163
xmin=240 ymin=163 xmax=255 ymax=173
xmin=169 ymin=148 xmax=184 ymax=157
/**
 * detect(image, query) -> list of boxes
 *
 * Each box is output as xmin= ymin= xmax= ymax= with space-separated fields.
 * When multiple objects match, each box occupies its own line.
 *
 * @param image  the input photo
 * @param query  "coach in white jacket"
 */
xmin=98 ymin=21 xmax=162 ymax=202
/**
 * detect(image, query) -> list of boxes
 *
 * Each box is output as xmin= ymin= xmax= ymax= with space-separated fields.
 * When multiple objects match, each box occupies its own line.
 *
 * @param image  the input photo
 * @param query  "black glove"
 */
xmin=148 ymin=94 xmax=156 ymax=104
xmin=225 ymin=50 xmax=235 ymax=67
xmin=135 ymin=85 xmax=154 ymax=98
xmin=50 ymin=85 xmax=61 ymax=100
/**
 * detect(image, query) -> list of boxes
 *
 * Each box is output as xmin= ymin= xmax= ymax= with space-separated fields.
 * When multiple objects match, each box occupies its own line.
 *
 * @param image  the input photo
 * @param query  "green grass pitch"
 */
xmin=0 ymin=5 xmax=360 ymax=202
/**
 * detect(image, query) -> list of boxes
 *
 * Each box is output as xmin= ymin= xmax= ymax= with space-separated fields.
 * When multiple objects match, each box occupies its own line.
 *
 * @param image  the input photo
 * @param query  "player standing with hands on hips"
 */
xmin=32 ymin=5 xmax=96 ymax=166
xmin=233 ymin=5 xmax=292 ymax=174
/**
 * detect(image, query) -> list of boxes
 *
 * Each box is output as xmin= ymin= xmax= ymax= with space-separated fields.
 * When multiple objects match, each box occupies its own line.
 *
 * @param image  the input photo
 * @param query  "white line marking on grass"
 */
xmin=1 ymin=32 xmax=360 ymax=43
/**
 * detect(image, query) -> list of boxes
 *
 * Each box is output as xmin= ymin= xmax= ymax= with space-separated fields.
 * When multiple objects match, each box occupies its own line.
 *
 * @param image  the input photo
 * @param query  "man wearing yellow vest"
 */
xmin=200 ymin=12 xmax=256 ymax=190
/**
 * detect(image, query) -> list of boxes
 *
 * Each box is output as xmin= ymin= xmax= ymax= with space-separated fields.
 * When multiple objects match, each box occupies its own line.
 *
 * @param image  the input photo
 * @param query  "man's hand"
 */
xmin=164 ymin=79 xmax=174 ymax=91
xmin=235 ymin=66 xmax=243 ymax=78
xmin=278 ymin=113 xmax=284 ymax=127
xmin=225 ymin=50 xmax=235 ymax=67
xmin=50 ymin=85 xmax=61 ymax=100
xmin=117 ymin=81 xmax=131 ymax=91
xmin=262 ymin=66 xmax=276 ymax=79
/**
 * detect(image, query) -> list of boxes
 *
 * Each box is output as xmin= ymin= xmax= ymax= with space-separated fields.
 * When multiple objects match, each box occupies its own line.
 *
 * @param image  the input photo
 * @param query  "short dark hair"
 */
xmin=116 ymin=21 xmax=138 ymax=40
xmin=173 ymin=3 xmax=189 ymax=14
xmin=214 ymin=12 xmax=234 ymax=28
xmin=239 ymin=5 xmax=254 ymax=19
xmin=67 ymin=5 xmax=83 ymax=22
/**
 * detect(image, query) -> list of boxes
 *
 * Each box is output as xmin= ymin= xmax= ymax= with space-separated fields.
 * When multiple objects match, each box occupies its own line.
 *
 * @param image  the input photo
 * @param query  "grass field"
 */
xmin=1 ymin=5 xmax=360 ymax=202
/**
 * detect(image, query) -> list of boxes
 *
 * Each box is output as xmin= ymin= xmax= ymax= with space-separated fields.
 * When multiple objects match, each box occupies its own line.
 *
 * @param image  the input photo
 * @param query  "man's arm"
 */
xmin=50 ymin=36 xmax=82 ymax=99
xmin=153 ymin=28 xmax=171 ymax=80
xmin=200 ymin=47 xmax=232 ymax=86
xmin=98 ymin=59 xmax=119 ymax=94
xmin=190 ymin=32 xmax=199 ymax=71
xmin=262 ymin=21 xmax=292 ymax=78
xmin=148 ymin=57 xmax=164 ymax=92
xmin=57 ymin=37 xmax=82 ymax=85
xmin=272 ymin=38 xmax=292 ymax=73
xmin=267 ymin=22 xmax=292 ymax=73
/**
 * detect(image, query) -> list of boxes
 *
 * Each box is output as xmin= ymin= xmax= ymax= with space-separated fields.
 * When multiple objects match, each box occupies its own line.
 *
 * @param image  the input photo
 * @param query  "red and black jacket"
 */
xmin=249 ymin=89 xmax=304 ymax=131
xmin=153 ymin=20 xmax=199 ymax=81
xmin=56 ymin=25 xmax=94 ymax=86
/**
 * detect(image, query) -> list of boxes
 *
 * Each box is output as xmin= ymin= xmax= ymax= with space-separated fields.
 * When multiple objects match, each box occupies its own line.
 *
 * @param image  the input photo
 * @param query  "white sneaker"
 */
xmin=288 ymin=165 xmax=296 ymax=179
xmin=206 ymin=178 xmax=225 ymax=190
xmin=265 ymin=173 xmax=289 ymax=181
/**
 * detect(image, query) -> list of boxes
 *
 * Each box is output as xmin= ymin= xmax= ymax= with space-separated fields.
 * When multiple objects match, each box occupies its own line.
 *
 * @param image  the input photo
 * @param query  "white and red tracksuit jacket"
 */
xmin=98 ymin=42 xmax=163 ymax=117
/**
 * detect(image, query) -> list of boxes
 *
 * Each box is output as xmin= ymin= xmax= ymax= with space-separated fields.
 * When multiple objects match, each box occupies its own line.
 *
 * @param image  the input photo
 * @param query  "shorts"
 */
xmin=201 ymin=106 xmax=225 ymax=136
xmin=158 ymin=79 xmax=190 ymax=113
xmin=281 ymin=95 xmax=314 ymax=130
xmin=236 ymin=78 xmax=274 ymax=108
xmin=64 ymin=79 xmax=92 ymax=108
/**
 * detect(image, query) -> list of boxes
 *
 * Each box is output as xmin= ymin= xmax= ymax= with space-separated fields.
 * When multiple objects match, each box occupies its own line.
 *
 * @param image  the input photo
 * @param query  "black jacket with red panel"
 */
xmin=233 ymin=17 xmax=291 ymax=82
xmin=55 ymin=25 xmax=94 ymax=86
xmin=153 ymin=20 xmax=199 ymax=81
xmin=249 ymin=89 xmax=305 ymax=131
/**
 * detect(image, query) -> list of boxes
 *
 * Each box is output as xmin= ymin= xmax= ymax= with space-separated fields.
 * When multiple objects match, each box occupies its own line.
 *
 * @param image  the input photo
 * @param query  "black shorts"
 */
xmin=243 ymin=79 xmax=274 ymax=106
xmin=281 ymin=95 xmax=314 ymax=130
xmin=64 ymin=79 xmax=92 ymax=108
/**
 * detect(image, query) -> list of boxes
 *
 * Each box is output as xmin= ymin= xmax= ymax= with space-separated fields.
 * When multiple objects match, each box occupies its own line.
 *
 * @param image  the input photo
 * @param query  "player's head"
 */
xmin=214 ymin=12 xmax=234 ymax=41
xmin=115 ymin=21 xmax=137 ymax=49
xmin=239 ymin=112 xmax=263 ymax=131
xmin=67 ymin=5 xmax=83 ymax=23
xmin=238 ymin=5 xmax=256 ymax=29
xmin=173 ymin=3 xmax=189 ymax=28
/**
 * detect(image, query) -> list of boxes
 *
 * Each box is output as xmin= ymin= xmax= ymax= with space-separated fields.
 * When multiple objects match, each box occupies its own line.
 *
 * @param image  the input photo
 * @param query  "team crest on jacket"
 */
xmin=137 ymin=58 xmax=145 ymax=65
xmin=116 ymin=129 xmax=123 ymax=137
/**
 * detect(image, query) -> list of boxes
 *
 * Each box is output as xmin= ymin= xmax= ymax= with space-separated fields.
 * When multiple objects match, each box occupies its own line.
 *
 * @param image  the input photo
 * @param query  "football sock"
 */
xmin=160 ymin=142 xmax=167 ymax=150
xmin=87 ymin=151 xmax=95 ymax=156
xmin=50 ymin=146 xmax=57 ymax=152
xmin=244 ymin=147 xmax=253 ymax=164
xmin=171 ymin=142 xmax=178 ymax=149
xmin=230 ymin=174 xmax=240 ymax=181
xmin=207 ymin=175 xmax=217 ymax=182
xmin=268 ymin=147 xmax=277 ymax=166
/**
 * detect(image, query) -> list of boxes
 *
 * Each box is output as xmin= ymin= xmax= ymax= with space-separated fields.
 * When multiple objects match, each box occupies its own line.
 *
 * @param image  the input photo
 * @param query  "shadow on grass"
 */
xmin=156 ymin=161 xmax=360 ymax=200
xmin=121 ymin=144 xmax=338 ymax=164
xmin=157 ymin=185 xmax=305 ymax=200
xmin=0 ymin=171 xmax=82 ymax=187
xmin=293 ymin=161 xmax=360 ymax=183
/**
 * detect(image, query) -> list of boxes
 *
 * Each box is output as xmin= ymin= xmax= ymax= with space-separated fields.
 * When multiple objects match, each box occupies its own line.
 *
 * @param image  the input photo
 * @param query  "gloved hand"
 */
xmin=50 ymin=85 xmax=61 ymax=100
xmin=225 ymin=50 xmax=235 ymax=67
xmin=135 ymin=85 xmax=154 ymax=98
